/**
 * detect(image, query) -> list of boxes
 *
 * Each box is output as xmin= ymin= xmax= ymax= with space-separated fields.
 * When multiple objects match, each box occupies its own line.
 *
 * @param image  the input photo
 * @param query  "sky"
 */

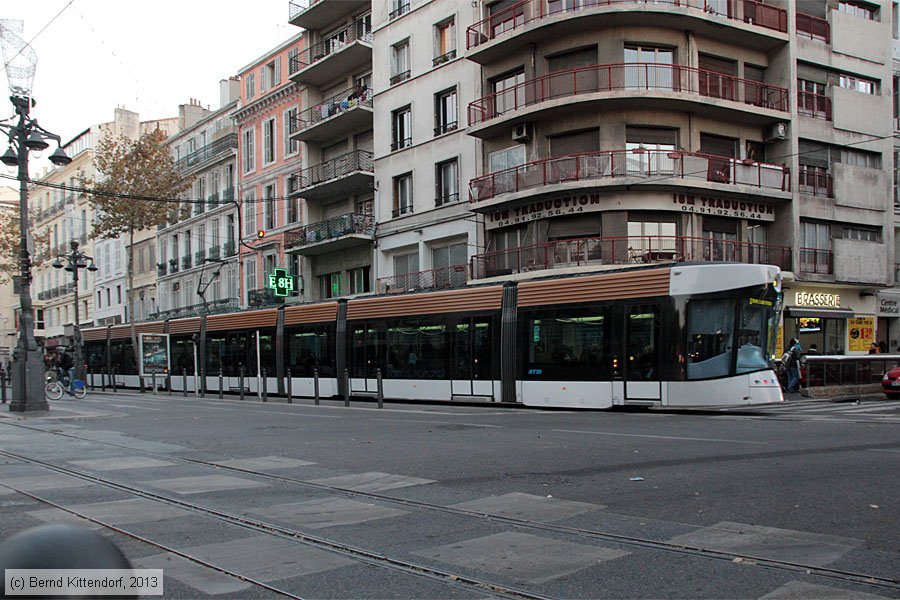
xmin=2 ymin=1 xmax=297 ymax=153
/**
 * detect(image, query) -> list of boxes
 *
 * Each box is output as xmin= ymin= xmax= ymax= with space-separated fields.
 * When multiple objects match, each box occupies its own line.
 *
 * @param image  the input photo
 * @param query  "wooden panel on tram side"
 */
xmin=206 ymin=308 xmax=277 ymax=332
xmin=167 ymin=317 xmax=202 ymax=335
xmin=347 ymin=286 xmax=504 ymax=320
xmin=108 ymin=322 xmax=165 ymax=340
xmin=81 ymin=328 xmax=108 ymax=341
xmin=283 ymin=302 xmax=339 ymax=326
xmin=517 ymin=268 xmax=671 ymax=307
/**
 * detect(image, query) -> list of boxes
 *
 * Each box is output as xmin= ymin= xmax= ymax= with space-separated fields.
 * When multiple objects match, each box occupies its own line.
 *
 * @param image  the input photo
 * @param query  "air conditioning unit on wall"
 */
xmin=512 ymin=122 xmax=532 ymax=142
xmin=765 ymin=122 xmax=788 ymax=143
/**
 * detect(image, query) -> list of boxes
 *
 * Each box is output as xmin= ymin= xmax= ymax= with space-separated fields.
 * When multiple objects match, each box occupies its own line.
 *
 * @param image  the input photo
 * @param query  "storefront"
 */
xmin=876 ymin=290 xmax=900 ymax=353
xmin=781 ymin=287 xmax=876 ymax=355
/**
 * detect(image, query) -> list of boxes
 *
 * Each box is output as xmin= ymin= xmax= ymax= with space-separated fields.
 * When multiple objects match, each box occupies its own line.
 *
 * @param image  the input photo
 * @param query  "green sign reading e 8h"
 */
xmin=266 ymin=268 xmax=296 ymax=297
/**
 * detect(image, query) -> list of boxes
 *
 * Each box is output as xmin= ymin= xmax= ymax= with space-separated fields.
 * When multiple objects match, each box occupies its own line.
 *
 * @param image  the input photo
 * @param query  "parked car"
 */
xmin=881 ymin=366 xmax=900 ymax=398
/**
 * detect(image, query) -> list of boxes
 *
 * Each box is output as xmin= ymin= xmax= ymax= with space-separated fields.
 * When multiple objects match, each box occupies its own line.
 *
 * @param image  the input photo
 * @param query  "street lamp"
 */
xmin=52 ymin=240 xmax=97 ymax=382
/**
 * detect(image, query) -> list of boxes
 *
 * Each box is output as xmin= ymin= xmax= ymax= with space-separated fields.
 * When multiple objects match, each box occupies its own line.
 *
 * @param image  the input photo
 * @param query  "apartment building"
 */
xmin=234 ymin=32 xmax=307 ymax=308
xmin=371 ymin=0 xmax=481 ymax=294
xmin=158 ymin=86 xmax=241 ymax=319
xmin=287 ymin=2 xmax=375 ymax=301
xmin=449 ymin=0 xmax=892 ymax=355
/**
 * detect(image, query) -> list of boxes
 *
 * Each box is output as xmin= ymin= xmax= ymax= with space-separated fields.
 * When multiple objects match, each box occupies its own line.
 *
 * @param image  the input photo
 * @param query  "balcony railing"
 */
xmin=378 ymin=265 xmax=469 ymax=294
xmin=288 ymin=0 xmax=315 ymax=21
xmin=436 ymin=193 xmax=460 ymax=207
xmin=392 ymin=204 xmax=414 ymax=218
xmin=467 ymin=0 xmax=787 ymax=49
xmin=157 ymin=263 xmax=167 ymax=277
xmin=469 ymin=63 xmax=787 ymax=125
xmin=433 ymin=49 xmax=457 ymax=67
xmin=798 ymin=167 xmax=833 ymax=198
xmin=389 ymin=70 xmax=411 ymax=85
xmin=222 ymin=186 xmax=235 ymax=202
xmin=223 ymin=240 xmax=237 ymax=257
xmin=248 ymin=288 xmax=285 ymax=308
xmin=796 ymin=12 xmax=829 ymax=42
xmin=799 ymin=248 xmax=833 ymax=274
xmin=289 ymin=17 xmax=372 ymax=74
xmin=469 ymin=149 xmax=790 ymax=203
xmin=148 ymin=297 xmax=240 ymax=322
xmin=471 ymin=235 xmax=792 ymax=279
xmin=434 ymin=121 xmax=459 ymax=136
xmin=168 ymin=259 xmax=179 ymax=274
xmin=195 ymin=250 xmax=206 ymax=265
xmin=294 ymin=86 xmax=372 ymax=134
xmin=798 ymin=91 xmax=831 ymax=121
xmin=290 ymin=150 xmax=374 ymax=193
xmin=182 ymin=256 xmax=192 ymax=270
xmin=390 ymin=137 xmax=412 ymax=152
xmin=207 ymin=192 xmax=219 ymax=207
xmin=173 ymin=133 xmax=238 ymax=172
xmin=284 ymin=213 xmax=374 ymax=249
xmin=389 ymin=0 xmax=410 ymax=20
xmin=208 ymin=245 xmax=221 ymax=261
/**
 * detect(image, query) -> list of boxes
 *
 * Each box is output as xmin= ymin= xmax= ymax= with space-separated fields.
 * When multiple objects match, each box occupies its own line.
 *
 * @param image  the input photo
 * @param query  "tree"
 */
xmin=0 ymin=205 xmax=48 ymax=284
xmin=83 ymin=129 xmax=190 ymax=369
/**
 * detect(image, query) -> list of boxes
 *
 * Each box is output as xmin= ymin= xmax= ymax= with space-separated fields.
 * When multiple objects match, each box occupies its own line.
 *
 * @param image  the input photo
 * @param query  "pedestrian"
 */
xmin=806 ymin=343 xmax=819 ymax=355
xmin=869 ymin=342 xmax=880 ymax=355
xmin=782 ymin=338 xmax=802 ymax=393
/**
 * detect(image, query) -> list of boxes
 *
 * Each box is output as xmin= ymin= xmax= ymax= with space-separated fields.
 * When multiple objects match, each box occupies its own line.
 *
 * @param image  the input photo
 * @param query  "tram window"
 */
xmin=287 ymin=327 xmax=334 ymax=377
xmin=352 ymin=324 xmax=384 ymax=378
xmin=387 ymin=321 xmax=447 ymax=379
xmin=524 ymin=310 xmax=608 ymax=380
xmin=206 ymin=333 xmax=226 ymax=374
xmin=85 ymin=342 xmax=106 ymax=372
xmin=108 ymin=340 xmax=138 ymax=375
xmin=170 ymin=336 xmax=195 ymax=375
xmin=454 ymin=320 xmax=493 ymax=380
xmin=686 ymin=299 xmax=735 ymax=379
xmin=736 ymin=300 xmax=771 ymax=374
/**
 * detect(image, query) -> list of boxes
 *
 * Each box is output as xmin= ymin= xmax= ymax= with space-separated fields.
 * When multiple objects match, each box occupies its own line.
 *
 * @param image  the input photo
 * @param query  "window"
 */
xmin=284 ymin=107 xmax=299 ymax=157
xmin=626 ymin=127 xmax=677 ymax=176
xmin=436 ymin=159 xmax=459 ymax=205
xmin=264 ymin=184 xmax=276 ymax=230
xmin=262 ymin=58 xmax=280 ymax=91
xmin=286 ymin=177 xmax=300 ymax=224
xmin=393 ymin=251 xmax=419 ymax=285
xmin=839 ymin=74 xmax=876 ymax=94
xmin=799 ymin=220 xmax=831 ymax=273
xmin=798 ymin=79 xmax=829 ymax=119
xmin=627 ymin=219 xmax=677 ymax=255
xmin=624 ymin=45 xmax=675 ymax=90
xmin=263 ymin=118 xmax=275 ymax=165
xmin=391 ymin=40 xmax=411 ymax=85
xmin=288 ymin=46 xmax=299 ymax=73
xmin=840 ymin=148 xmax=881 ymax=169
xmin=838 ymin=1 xmax=876 ymax=20
xmin=245 ymin=257 xmax=257 ymax=296
xmin=433 ymin=19 xmax=456 ymax=65
xmin=686 ymin=299 xmax=735 ymax=379
xmin=243 ymin=190 xmax=257 ymax=236
xmin=491 ymin=70 xmax=525 ymax=116
xmin=245 ymin=72 xmax=255 ymax=99
xmin=432 ymin=242 xmax=467 ymax=288
xmin=349 ymin=266 xmax=370 ymax=294
xmin=393 ymin=173 xmax=413 ymax=217
xmin=392 ymin=106 xmax=412 ymax=151
xmin=841 ymin=225 xmax=881 ymax=242
xmin=390 ymin=0 xmax=410 ymax=19
xmin=242 ymin=128 xmax=255 ymax=173
xmin=319 ymin=272 xmax=342 ymax=299
xmin=435 ymin=88 xmax=458 ymax=135
xmin=485 ymin=145 xmax=527 ymax=197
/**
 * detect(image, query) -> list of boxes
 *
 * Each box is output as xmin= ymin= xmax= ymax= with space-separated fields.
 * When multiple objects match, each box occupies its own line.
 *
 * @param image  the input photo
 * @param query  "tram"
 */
xmin=81 ymin=262 xmax=783 ymax=408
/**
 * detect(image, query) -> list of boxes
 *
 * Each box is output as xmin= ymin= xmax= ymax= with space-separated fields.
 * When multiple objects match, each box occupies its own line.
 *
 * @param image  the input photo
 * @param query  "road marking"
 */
xmin=868 ymin=448 xmax=900 ymax=454
xmin=553 ymin=429 xmax=768 ymax=445
xmin=372 ymin=418 xmax=502 ymax=428
xmin=107 ymin=404 xmax=161 ymax=411
xmin=251 ymin=410 xmax=340 ymax=419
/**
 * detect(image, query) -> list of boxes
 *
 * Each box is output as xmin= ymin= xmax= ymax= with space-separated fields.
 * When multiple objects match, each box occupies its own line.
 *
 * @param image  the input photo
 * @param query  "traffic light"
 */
xmin=257 ymin=230 xmax=266 ymax=239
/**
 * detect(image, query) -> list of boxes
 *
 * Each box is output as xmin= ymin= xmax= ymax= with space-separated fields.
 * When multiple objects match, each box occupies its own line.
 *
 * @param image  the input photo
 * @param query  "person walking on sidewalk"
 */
xmin=783 ymin=338 xmax=802 ymax=393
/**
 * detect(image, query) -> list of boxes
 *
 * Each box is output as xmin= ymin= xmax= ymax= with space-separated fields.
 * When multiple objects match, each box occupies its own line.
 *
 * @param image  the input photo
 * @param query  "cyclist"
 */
xmin=56 ymin=349 xmax=75 ymax=393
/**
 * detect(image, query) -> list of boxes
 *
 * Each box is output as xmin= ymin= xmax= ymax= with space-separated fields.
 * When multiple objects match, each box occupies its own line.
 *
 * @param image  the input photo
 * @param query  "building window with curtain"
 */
xmin=434 ymin=88 xmax=458 ymax=135
xmin=392 ymin=106 xmax=412 ymax=151
xmin=433 ymin=19 xmax=456 ymax=65
xmin=435 ymin=159 xmax=458 ymax=206
xmin=393 ymin=173 xmax=413 ymax=217
xmin=391 ymin=40 xmax=411 ymax=84
xmin=799 ymin=220 xmax=832 ymax=274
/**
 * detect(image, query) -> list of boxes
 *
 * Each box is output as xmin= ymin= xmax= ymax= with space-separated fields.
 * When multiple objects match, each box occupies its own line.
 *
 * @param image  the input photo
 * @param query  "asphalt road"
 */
xmin=0 ymin=392 xmax=897 ymax=599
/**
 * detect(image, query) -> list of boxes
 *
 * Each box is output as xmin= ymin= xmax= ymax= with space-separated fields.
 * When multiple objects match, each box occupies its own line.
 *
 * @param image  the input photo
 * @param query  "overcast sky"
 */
xmin=3 ymin=1 xmax=296 ymax=148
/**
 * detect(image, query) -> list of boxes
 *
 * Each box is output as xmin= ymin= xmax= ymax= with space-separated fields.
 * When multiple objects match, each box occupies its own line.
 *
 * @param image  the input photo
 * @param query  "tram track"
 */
xmin=1 ymin=419 xmax=898 ymax=594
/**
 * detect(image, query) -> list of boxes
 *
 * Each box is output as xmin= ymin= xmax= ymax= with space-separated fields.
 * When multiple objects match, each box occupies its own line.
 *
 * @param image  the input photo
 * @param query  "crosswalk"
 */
xmin=733 ymin=399 xmax=900 ymax=423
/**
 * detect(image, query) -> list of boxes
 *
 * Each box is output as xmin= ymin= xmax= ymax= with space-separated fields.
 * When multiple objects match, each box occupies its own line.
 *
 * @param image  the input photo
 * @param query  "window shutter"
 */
xmin=274 ymin=58 xmax=281 ymax=85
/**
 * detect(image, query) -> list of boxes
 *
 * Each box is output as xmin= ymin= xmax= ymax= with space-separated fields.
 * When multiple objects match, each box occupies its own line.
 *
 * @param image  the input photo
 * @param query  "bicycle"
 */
xmin=45 ymin=371 xmax=86 ymax=400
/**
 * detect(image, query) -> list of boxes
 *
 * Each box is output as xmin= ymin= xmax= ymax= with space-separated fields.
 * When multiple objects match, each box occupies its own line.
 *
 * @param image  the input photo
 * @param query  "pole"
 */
xmin=89 ymin=366 xmax=94 ymax=391
xmin=70 ymin=242 xmax=84 ymax=383
xmin=239 ymin=366 xmax=245 ymax=401
xmin=1 ymin=367 xmax=6 ymax=404
xmin=182 ymin=368 xmax=187 ymax=397
xmin=344 ymin=368 xmax=350 ymax=407
xmin=111 ymin=368 xmax=117 ymax=392
xmin=313 ymin=368 xmax=319 ymax=405
xmin=167 ymin=371 xmax=172 ymax=396
xmin=218 ymin=368 xmax=223 ymax=400
xmin=286 ymin=368 xmax=292 ymax=404
xmin=261 ymin=368 xmax=268 ymax=402
xmin=10 ymin=97 xmax=48 ymax=412
xmin=101 ymin=369 xmax=106 ymax=392
xmin=255 ymin=330 xmax=262 ymax=401
xmin=151 ymin=371 xmax=156 ymax=394
xmin=377 ymin=367 xmax=383 ymax=409
xmin=193 ymin=339 xmax=200 ymax=398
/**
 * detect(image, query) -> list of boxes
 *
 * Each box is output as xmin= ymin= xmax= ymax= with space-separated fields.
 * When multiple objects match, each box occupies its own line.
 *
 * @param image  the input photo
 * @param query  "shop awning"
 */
xmin=785 ymin=307 xmax=855 ymax=319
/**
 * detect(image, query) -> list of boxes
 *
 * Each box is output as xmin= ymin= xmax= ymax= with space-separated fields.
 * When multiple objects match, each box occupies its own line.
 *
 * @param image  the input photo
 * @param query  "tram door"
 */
xmin=451 ymin=318 xmax=494 ymax=399
xmin=624 ymin=303 xmax=662 ymax=402
xmin=350 ymin=324 xmax=382 ymax=392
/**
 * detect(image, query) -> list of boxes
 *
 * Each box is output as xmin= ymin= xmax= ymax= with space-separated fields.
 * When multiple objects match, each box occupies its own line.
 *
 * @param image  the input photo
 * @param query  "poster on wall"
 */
xmin=139 ymin=333 xmax=170 ymax=376
xmin=848 ymin=317 xmax=875 ymax=352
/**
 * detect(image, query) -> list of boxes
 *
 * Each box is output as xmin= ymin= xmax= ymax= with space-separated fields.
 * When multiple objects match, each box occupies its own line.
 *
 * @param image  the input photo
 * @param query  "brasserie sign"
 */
xmin=795 ymin=292 xmax=841 ymax=308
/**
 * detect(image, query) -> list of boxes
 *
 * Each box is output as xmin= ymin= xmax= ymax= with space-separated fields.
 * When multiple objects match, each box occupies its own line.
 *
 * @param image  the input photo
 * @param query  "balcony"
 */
xmin=248 ymin=288 xmax=285 ymax=308
xmin=433 ymin=49 xmax=457 ymax=67
xmin=391 ymin=204 xmax=414 ymax=218
xmin=468 ymin=63 xmax=787 ymax=136
xmin=222 ymin=186 xmax=235 ymax=202
xmin=288 ymin=0 xmax=369 ymax=30
xmin=291 ymin=86 xmax=372 ymax=144
xmin=388 ymin=0 xmax=410 ymax=20
xmin=288 ymin=150 xmax=374 ymax=201
xmin=173 ymin=133 xmax=238 ymax=173
xmin=182 ymin=256 xmax=192 ymax=270
xmin=799 ymin=248 xmax=833 ymax=274
xmin=471 ymin=235 xmax=792 ymax=280
xmin=168 ymin=259 xmax=179 ymax=274
xmin=377 ymin=265 xmax=469 ymax=294
xmin=284 ymin=212 xmax=374 ymax=256
xmin=469 ymin=149 xmax=791 ymax=208
xmin=148 ymin=297 xmax=240 ymax=322
xmin=796 ymin=12 xmax=829 ymax=43
xmin=208 ymin=245 xmax=221 ymax=261
xmin=798 ymin=168 xmax=833 ymax=198
xmin=223 ymin=240 xmax=237 ymax=257
xmin=207 ymin=193 xmax=219 ymax=208
xmin=798 ymin=91 xmax=831 ymax=121
xmin=389 ymin=70 xmax=410 ymax=86
xmin=466 ymin=0 xmax=787 ymax=63
xmin=288 ymin=18 xmax=372 ymax=86
xmin=157 ymin=263 xmax=167 ymax=277
xmin=194 ymin=250 xmax=206 ymax=265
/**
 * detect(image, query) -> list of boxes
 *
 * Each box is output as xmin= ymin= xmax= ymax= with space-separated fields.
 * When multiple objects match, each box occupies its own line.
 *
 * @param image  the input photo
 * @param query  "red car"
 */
xmin=882 ymin=366 xmax=900 ymax=398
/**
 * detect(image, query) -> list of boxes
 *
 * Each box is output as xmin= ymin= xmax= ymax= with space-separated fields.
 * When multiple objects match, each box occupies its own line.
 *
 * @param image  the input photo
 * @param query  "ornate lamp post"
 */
xmin=0 ymin=21 xmax=72 ymax=411
xmin=52 ymin=241 xmax=97 ymax=382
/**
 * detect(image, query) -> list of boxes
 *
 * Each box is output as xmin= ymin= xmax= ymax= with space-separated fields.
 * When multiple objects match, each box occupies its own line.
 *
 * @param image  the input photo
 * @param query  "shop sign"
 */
xmin=487 ymin=193 xmax=601 ymax=229
xmin=877 ymin=297 xmax=900 ymax=316
xmin=848 ymin=317 xmax=875 ymax=352
xmin=795 ymin=292 xmax=840 ymax=308
xmin=266 ymin=268 xmax=296 ymax=297
xmin=672 ymin=194 xmax=775 ymax=222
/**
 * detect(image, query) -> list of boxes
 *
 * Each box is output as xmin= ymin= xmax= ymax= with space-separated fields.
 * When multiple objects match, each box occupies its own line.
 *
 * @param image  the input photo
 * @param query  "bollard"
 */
xmin=1 ymin=367 xmax=6 ymax=404
xmin=261 ymin=368 xmax=268 ymax=402
xmin=89 ymin=367 xmax=94 ymax=391
xmin=167 ymin=371 xmax=172 ymax=396
xmin=101 ymin=369 xmax=106 ymax=392
xmin=182 ymin=369 xmax=187 ymax=398
xmin=218 ymin=368 xmax=224 ymax=400
xmin=344 ymin=368 xmax=350 ymax=407
xmin=313 ymin=368 xmax=320 ymax=405
xmin=151 ymin=371 xmax=156 ymax=394
xmin=286 ymin=369 xmax=292 ymax=404
xmin=111 ymin=369 xmax=117 ymax=393
xmin=239 ymin=366 xmax=245 ymax=401
xmin=199 ymin=368 xmax=205 ymax=398
xmin=139 ymin=374 xmax=145 ymax=393
xmin=376 ymin=367 xmax=383 ymax=409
